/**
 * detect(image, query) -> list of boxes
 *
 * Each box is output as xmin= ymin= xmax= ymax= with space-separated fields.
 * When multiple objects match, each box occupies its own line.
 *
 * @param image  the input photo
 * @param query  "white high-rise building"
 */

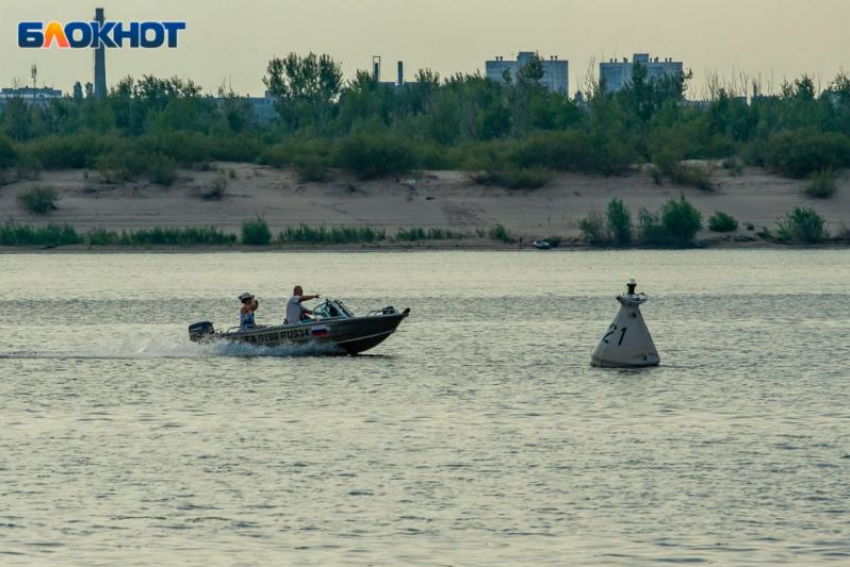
xmin=485 ymin=51 xmax=569 ymax=95
xmin=600 ymin=53 xmax=683 ymax=93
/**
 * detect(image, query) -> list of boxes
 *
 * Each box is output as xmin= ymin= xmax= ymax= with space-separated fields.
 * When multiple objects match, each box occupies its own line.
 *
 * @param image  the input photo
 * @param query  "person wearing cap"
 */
xmin=239 ymin=292 xmax=259 ymax=330
xmin=285 ymin=285 xmax=320 ymax=324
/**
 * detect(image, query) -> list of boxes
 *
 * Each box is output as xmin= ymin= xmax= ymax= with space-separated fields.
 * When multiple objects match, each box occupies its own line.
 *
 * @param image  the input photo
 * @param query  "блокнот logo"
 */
xmin=18 ymin=21 xmax=186 ymax=49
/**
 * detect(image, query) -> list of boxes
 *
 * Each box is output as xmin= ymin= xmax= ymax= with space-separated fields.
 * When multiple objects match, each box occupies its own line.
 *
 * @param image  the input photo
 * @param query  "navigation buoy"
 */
xmin=591 ymin=279 xmax=660 ymax=368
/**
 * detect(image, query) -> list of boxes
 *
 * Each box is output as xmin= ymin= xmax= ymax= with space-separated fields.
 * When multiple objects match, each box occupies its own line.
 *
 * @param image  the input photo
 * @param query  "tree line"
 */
xmin=1 ymin=52 xmax=849 ymax=185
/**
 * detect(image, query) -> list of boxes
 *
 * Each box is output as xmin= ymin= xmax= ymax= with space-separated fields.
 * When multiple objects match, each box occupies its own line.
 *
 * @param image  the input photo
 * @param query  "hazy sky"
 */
xmin=2 ymin=0 xmax=848 ymax=98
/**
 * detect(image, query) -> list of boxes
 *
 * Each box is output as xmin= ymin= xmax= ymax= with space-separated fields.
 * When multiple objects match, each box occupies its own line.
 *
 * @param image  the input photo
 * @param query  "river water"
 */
xmin=1 ymin=250 xmax=849 ymax=566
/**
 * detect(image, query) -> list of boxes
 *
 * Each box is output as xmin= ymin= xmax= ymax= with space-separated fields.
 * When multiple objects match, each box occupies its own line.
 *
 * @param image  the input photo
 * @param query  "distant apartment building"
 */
xmin=0 ymin=86 xmax=63 ymax=111
xmin=485 ymin=51 xmax=569 ymax=95
xmin=600 ymin=53 xmax=683 ymax=93
xmin=0 ymin=86 xmax=63 ymax=101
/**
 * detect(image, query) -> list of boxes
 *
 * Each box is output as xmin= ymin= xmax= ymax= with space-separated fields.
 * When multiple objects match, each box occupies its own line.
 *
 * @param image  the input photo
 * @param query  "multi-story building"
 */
xmin=485 ymin=51 xmax=569 ymax=95
xmin=600 ymin=53 xmax=683 ymax=93
xmin=0 ymin=87 xmax=63 ymax=111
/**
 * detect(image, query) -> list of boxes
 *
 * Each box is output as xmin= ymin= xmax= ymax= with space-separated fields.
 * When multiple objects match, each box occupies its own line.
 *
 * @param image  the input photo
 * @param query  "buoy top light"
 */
xmin=618 ymin=279 xmax=647 ymax=307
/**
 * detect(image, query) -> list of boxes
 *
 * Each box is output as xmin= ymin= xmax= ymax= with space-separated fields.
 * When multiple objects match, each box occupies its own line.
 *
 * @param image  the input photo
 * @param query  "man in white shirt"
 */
xmin=286 ymin=285 xmax=320 ymax=324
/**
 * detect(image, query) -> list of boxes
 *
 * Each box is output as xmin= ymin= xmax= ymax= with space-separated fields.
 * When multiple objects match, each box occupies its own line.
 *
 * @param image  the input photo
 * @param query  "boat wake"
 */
xmin=0 ymin=333 xmax=342 ymax=361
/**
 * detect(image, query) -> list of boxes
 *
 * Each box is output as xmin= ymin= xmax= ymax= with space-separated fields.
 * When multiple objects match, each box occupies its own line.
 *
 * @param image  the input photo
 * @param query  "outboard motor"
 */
xmin=188 ymin=321 xmax=215 ymax=342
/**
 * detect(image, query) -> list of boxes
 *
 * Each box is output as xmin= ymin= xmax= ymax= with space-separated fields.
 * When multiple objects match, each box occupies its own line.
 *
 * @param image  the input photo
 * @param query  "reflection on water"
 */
xmin=1 ymin=250 xmax=849 ymax=565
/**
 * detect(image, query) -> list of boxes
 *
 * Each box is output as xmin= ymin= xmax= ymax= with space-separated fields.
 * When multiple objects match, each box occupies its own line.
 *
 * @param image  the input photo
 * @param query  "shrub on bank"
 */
xmin=805 ymin=170 xmax=837 ymax=199
xmin=767 ymin=129 xmax=850 ymax=178
xmin=395 ymin=227 xmax=465 ymax=241
xmin=201 ymin=172 xmax=228 ymax=200
xmin=471 ymin=167 xmax=553 ymax=190
xmin=0 ymin=135 xmax=16 ymax=169
xmin=149 ymin=155 xmax=178 ymax=186
xmin=606 ymin=197 xmax=632 ymax=246
xmin=278 ymin=225 xmax=386 ymax=244
xmin=579 ymin=211 xmax=608 ymax=245
xmin=708 ymin=211 xmax=739 ymax=232
xmin=17 ymin=186 xmax=60 ymax=215
xmin=335 ymin=132 xmax=415 ymax=180
xmin=671 ymin=162 xmax=714 ymax=191
xmin=777 ymin=206 xmax=827 ymax=243
xmin=489 ymin=224 xmax=514 ymax=243
xmin=114 ymin=227 xmax=236 ymax=246
xmin=638 ymin=194 xmax=703 ymax=246
xmin=0 ymin=221 xmax=81 ymax=246
xmin=241 ymin=217 xmax=272 ymax=245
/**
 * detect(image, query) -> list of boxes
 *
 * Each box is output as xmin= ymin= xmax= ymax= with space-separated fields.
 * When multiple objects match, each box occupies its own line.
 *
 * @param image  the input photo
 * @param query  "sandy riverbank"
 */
xmin=1 ymin=163 xmax=848 ymax=244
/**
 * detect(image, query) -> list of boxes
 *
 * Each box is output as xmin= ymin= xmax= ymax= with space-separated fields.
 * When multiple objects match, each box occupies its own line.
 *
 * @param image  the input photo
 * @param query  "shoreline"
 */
xmin=2 ymin=163 xmax=848 ymax=250
xmin=2 ymin=238 xmax=847 ymax=253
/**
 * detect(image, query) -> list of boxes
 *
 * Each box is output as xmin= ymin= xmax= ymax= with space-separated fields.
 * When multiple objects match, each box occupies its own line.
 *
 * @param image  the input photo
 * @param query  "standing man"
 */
xmin=286 ymin=285 xmax=320 ymax=324
xmin=238 ymin=292 xmax=259 ymax=330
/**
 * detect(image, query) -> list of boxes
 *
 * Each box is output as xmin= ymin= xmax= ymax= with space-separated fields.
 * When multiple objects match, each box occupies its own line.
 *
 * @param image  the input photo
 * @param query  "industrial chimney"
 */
xmin=94 ymin=8 xmax=107 ymax=99
xmin=372 ymin=56 xmax=381 ymax=82
xmin=397 ymin=61 xmax=404 ymax=87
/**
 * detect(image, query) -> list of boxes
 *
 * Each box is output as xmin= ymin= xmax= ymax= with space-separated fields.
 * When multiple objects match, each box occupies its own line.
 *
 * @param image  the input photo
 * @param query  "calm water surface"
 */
xmin=1 ymin=250 xmax=849 ymax=566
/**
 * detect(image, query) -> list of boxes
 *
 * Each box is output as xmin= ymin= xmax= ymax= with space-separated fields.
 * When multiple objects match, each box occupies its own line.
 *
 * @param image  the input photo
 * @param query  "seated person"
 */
xmin=285 ymin=285 xmax=320 ymax=324
xmin=238 ymin=292 xmax=259 ymax=330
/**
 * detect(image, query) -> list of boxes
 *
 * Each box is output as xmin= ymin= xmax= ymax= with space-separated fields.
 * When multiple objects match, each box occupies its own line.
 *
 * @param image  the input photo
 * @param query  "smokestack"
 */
xmin=372 ymin=56 xmax=381 ymax=82
xmin=397 ymin=61 xmax=404 ymax=86
xmin=94 ymin=8 xmax=106 ymax=100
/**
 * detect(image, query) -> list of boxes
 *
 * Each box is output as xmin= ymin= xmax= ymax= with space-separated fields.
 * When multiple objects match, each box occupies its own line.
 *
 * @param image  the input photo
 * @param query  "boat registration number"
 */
xmin=241 ymin=328 xmax=311 ymax=344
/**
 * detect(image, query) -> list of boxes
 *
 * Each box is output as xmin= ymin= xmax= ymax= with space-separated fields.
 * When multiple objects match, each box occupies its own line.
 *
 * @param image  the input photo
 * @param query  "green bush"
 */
xmin=671 ymin=163 xmax=714 ymax=191
xmin=648 ymin=164 xmax=664 ymax=184
xmin=86 ymin=227 xmax=120 ymax=246
xmin=722 ymin=157 xmax=744 ymax=176
xmin=395 ymin=227 xmax=465 ymax=241
xmin=150 ymin=155 xmax=178 ymax=186
xmin=767 ymin=129 xmax=850 ymax=178
xmin=806 ymin=170 xmax=837 ymax=199
xmin=777 ymin=206 xmax=827 ymax=243
xmin=637 ymin=208 xmax=668 ymax=246
xmin=242 ymin=217 xmax=272 ymax=245
xmin=472 ymin=167 xmax=553 ymax=189
xmin=295 ymin=157 xmax=332 ymax=183
xmin=579 ymin=211 xmax=608 ymax=245
xmin=335 ymin=132 xmax=415 ymax=180
xmin=488 ymin=224 xmax=514 ymax=243
xmin=661 ymin=193 xmax=703 ymax=244
xmin=708 ymin=211 xmax=739 ymax=232
xmin=606 ymin=197 xmax=632 ymax=245
xmin=0 ymin=221 xmax=81 ymax=246
xmin=96 ymin=146 xmax=148 ymax=183
xmin=0 ymin=135 xmax=16 ymax=169
xmin=17 ymin=186 xmax=60 ymax=215
xmin=507 ymin=130 xmax=593 ymax=171
xmin=638 ymin=194 xmax=703 ymax=246
xmin=113 ymin=227 xmax=236 ymax=246
xmin=15 ymin=151 xmax=43 ymax=180
xmin=22 ymin=133 xmax=108 ymax=170
xmin=278 ymin=224 xmax=386 ymax=244
xmin=201 ymin=172 xmax=228 ymax=200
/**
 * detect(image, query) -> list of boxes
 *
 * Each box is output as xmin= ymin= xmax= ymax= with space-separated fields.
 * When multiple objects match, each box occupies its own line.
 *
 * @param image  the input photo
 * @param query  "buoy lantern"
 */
xmin=591 ymin=279 xmax=660 ymax=368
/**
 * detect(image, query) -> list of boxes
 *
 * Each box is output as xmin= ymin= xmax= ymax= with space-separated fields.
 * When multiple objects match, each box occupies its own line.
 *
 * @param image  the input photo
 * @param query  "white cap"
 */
xmin=238 ymin=292 xmax=254 ymax=301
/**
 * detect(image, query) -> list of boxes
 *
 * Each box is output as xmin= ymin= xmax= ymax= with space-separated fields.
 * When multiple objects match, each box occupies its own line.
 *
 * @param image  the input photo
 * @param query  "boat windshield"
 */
xmin=312 ymin=299 xmax=355 ymax=320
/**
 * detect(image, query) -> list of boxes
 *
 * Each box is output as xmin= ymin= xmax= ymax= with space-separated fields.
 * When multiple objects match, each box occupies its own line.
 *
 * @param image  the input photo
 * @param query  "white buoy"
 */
xmin=591 ymin=279 xmax=660 ymax=368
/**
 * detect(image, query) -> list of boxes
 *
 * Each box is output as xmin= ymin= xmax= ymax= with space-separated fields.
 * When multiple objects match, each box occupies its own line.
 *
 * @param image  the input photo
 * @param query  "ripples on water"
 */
xmin=1 ymin=251 xmax=849 ymax=565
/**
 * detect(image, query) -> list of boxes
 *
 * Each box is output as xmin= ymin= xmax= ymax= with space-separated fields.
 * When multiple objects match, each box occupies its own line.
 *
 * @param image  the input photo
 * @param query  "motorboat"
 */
xmin=532 ymin=239 xmax=553 ymax=250
xmin=188 ymin=299 xmax=410 ymax=355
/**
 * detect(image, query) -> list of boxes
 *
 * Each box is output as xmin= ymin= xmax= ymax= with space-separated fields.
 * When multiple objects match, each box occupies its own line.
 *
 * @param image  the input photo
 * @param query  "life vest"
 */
xmin=240 ymin=310 xmax=255 ymax=330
